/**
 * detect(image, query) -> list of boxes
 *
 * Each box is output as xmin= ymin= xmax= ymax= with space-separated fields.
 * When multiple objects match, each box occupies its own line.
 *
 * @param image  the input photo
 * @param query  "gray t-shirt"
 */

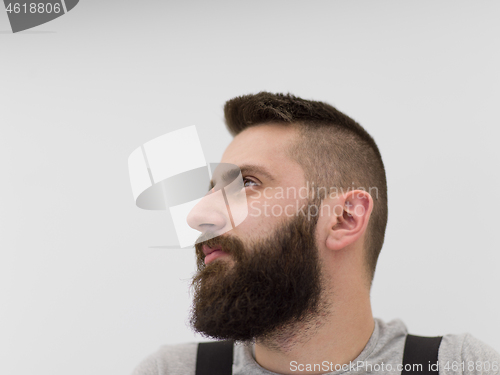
xmin=131 ymin=318 xmax=500 ymax=375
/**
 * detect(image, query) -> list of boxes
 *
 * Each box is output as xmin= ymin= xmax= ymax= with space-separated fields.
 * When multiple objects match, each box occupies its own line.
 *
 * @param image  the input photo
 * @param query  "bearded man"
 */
xmin=132 ymin=92 xmax=499 ymax=375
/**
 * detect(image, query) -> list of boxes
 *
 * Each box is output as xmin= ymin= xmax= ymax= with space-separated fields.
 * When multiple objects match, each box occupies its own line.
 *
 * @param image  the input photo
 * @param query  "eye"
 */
xmin=243 ymin=177 xmax=259 ymax=188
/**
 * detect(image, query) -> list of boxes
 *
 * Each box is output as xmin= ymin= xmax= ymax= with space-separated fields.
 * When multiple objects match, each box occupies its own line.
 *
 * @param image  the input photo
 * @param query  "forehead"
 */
xmin=221 ymin=124 xmax=304 ymax=184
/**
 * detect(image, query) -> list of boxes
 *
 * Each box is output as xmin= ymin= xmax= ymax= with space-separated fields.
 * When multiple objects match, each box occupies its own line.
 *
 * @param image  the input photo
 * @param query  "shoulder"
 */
xmin=439 ymin=333 xmax=500 ymax=375
xmin=130 ymin=342 xmax=198 ymax=375
xmin=373 ymin=318 xmax=500 ymax=375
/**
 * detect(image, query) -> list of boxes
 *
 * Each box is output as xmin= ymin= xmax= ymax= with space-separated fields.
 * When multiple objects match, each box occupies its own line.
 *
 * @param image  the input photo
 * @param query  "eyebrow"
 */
xmin=208 ymin=164 xmax=276 ymax=190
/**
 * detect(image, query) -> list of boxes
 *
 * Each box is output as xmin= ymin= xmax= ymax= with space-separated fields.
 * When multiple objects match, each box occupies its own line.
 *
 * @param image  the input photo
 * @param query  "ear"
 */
xmin=324 ymin=190 xmax=373 ymax=251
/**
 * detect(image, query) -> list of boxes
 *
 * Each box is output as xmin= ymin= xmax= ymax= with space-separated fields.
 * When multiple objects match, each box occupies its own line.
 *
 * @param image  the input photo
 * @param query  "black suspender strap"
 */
xmin=195 ymin=340 xmax=234 ymax=375
xmin=401 ymin=334 xmax=443 ymax=375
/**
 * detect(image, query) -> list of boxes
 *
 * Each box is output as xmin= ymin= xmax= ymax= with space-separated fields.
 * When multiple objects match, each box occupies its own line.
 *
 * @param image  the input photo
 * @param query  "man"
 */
xmin=132 ymin=92 xmax=499 ymax=375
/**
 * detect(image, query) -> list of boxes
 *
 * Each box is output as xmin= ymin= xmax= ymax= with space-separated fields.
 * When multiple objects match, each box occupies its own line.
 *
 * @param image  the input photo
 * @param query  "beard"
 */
xmin=190 ymin=208 xmax=327 ymax=344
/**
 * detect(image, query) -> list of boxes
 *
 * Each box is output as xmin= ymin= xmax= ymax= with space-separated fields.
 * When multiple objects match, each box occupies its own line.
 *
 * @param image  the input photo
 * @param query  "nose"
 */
xmin=186 ymin=188 xmax=232 ymax=236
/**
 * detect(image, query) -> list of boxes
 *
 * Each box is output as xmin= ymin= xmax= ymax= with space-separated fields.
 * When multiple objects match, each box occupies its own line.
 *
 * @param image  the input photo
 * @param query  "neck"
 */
xmin=253 ymin=284 xmax=374 ymax=375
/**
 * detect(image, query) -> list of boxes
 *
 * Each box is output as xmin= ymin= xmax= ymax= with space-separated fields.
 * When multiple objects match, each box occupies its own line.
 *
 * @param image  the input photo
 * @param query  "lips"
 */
xmin=202 ymin=245 xmax=229 ymax=265
xmin=202 ymin=245 xmax=221 ymax=256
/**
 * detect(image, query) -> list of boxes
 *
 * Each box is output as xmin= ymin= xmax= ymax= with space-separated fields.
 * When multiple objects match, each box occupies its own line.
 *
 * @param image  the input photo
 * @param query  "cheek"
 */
xmin=231 ymin=199 xmax=282 ymax=238
xmin=241 ymin=197 xmax=301 ymax=230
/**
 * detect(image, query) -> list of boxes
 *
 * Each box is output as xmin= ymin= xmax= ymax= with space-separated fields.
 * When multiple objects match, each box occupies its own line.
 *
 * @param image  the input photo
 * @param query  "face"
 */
xmin=188 ymin=124 xmax=328 ymax=342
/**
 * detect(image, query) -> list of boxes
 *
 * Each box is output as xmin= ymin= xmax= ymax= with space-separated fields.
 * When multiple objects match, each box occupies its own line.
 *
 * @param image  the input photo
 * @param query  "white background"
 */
xmin=1 ymin=1 xmax=499 ymax=374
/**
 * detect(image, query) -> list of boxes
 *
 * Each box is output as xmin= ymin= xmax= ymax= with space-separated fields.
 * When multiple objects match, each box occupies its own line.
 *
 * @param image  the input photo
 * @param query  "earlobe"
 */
xmin=324 ymin=191 xmax=373 ymax=251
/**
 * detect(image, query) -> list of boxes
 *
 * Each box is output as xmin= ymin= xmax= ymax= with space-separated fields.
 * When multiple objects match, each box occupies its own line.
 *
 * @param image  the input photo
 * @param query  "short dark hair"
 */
xmin=224 ymin=92 xmax=388 ymax=286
